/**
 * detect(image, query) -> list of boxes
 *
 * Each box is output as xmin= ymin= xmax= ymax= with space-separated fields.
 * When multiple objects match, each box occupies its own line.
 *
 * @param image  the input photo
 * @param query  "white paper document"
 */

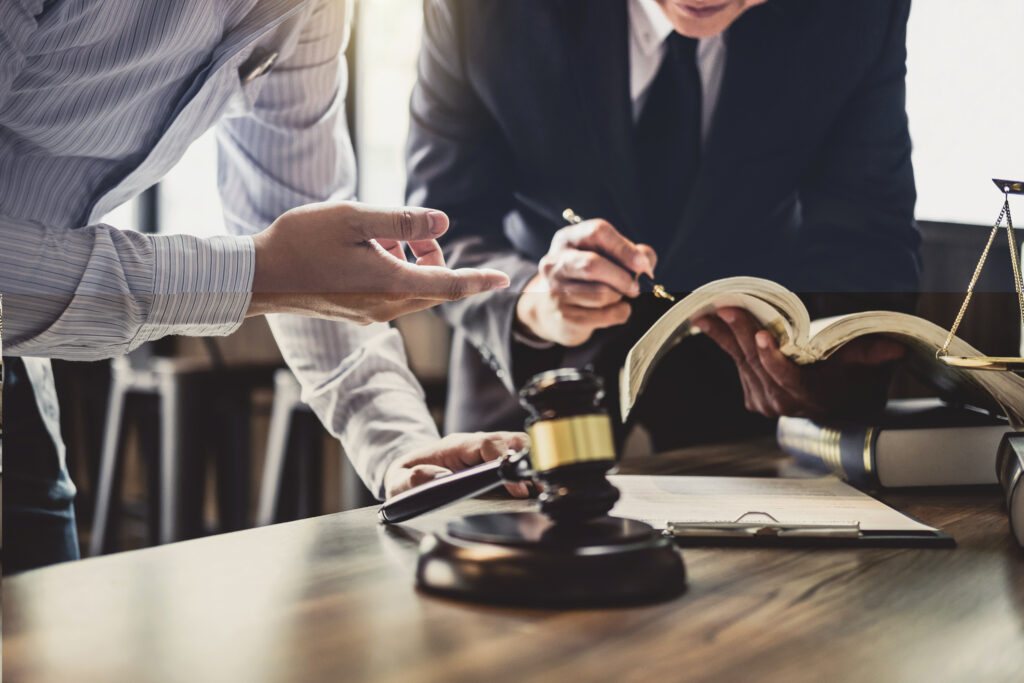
xmin=608 ymin=475 xmax=936 ymax=533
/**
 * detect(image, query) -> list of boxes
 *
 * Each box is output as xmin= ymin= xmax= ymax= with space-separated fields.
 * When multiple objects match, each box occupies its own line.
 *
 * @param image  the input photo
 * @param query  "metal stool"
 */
xmin=256 ymin=369 xmax=375 ymax=526
xmin=90 ymin=355 xmax=275 ymax=555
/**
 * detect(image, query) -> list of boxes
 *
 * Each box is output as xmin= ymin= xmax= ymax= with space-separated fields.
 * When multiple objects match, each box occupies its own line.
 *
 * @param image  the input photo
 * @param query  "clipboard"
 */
xmin=608 ymin=475 xmax=955 ymax=549
xmin=663 ymin=511 xmax=954 ymax=548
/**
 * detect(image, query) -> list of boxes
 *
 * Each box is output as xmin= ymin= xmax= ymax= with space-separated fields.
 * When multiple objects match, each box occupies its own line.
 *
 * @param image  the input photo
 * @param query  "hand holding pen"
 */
xmin=561 ymin=210 xmax=675 ymax=303
xmin=514 ymin=209 xmax=667 ymax=347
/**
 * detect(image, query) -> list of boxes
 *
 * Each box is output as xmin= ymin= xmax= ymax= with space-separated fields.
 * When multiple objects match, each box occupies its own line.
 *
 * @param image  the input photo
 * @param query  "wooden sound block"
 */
xmin=416 ymin=512 xmax=686 ymax=607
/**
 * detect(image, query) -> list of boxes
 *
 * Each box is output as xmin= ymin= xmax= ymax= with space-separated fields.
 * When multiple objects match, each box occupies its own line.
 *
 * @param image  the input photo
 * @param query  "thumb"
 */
xmin=390 ymin=262 xmax=510 ymax=299
xmin=346 ymin=203 xmax=450 ymax=242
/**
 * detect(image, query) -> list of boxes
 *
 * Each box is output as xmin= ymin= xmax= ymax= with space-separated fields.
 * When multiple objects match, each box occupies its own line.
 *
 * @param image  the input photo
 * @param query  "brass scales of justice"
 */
xmin=936 ymin=179 xmax=1024 ymax=372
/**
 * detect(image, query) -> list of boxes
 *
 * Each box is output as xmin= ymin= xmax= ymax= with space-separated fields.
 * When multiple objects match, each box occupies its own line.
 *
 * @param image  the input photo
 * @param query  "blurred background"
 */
xmin=63 ymin=0 xmax=1024 ymax=556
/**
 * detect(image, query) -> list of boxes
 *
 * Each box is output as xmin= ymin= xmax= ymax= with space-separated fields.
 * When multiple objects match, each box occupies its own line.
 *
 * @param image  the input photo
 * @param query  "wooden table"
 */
xmin=4 ymin=438 xmax=1023 ymax=682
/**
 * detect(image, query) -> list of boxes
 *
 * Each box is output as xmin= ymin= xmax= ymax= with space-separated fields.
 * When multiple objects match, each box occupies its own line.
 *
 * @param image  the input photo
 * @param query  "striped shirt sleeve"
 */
xmin=267 ymin=315 xmax=440 ymax=499
xmin=216 ymin=0 xmax=440 ymax=496
xmin=0 ymin=217 xmax=254 ymax=360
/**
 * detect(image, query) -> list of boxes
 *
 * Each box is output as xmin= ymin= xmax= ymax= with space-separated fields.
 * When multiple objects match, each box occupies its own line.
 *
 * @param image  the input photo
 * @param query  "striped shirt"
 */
xmin=0 ymin=0 xmax=439 ymax=497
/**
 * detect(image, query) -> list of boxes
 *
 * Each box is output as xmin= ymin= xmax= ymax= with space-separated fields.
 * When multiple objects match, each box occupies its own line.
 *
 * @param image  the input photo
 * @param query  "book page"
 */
xmin=608 ymin=474 xmax=936 ymax=533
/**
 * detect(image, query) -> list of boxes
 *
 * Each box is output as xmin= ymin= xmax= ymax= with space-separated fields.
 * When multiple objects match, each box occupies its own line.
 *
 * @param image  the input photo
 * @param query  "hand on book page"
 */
xmin=619 ymin=276 xmax=1024 ymax=426
xmin=693 ymin=307 xmax=905 ymax=419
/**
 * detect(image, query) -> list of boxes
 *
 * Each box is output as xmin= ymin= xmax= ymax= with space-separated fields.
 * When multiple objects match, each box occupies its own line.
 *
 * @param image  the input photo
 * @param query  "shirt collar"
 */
xmin=629 ymin=0 xmax=676 ymax=57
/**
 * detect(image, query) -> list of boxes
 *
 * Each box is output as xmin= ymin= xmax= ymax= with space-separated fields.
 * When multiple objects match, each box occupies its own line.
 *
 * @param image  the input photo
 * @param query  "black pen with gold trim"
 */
xmin=561 ymin=208 xmax=676 ymax=302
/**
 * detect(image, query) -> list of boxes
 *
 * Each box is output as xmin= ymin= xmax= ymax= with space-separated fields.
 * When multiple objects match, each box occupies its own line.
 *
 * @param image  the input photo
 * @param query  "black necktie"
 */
xmin=633 ymin=32 xmax=702 ymax=256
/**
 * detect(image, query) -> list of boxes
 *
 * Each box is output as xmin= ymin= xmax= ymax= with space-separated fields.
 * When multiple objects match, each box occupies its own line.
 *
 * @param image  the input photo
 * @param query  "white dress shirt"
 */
xmin=0 ymin=0 xmax=438 ymax=497
xmin=629 ymin=0 xmax=727 ymax=136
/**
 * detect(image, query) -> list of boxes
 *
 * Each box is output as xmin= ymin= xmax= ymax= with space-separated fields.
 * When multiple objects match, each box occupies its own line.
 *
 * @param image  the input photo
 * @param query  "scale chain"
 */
xmin=1004 ymin=198 xmax=1024 ymax=332
xmin=938 ymin=200 xmax=1010 ymax=356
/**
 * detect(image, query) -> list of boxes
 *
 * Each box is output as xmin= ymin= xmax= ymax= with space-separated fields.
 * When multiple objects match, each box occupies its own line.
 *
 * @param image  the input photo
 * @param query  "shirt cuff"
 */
xmin=132 ymin=234 xmax=255 ymax=344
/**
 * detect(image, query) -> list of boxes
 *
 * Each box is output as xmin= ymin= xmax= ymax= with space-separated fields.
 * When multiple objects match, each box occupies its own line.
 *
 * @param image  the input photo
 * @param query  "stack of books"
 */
xmin=776 ymin=398 xmax=1009 ymax=489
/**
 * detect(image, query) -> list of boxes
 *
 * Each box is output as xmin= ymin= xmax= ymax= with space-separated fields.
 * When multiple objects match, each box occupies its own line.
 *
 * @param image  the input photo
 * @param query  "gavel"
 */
xmin=384 ymin=367 xmax=686 ymax=606
xmin=378 ymin=368 xmax=620 ymax=525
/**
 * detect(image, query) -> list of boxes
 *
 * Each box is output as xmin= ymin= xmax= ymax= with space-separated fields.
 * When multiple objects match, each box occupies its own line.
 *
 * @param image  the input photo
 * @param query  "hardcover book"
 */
xmin=776 ymin=399 xmax=1010 ymax=488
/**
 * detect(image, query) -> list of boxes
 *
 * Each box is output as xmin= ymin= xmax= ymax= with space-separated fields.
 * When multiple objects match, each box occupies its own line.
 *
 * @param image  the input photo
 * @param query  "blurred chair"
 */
xmin=256 ymin=369 xmax=375 ymax=526
xmin=89 ymin=349 xmax=277 ymax=555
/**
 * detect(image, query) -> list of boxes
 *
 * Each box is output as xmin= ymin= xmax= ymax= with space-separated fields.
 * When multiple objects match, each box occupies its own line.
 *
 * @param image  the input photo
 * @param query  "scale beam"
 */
xmin=993 ymin=178 xmax=1024 ymax=196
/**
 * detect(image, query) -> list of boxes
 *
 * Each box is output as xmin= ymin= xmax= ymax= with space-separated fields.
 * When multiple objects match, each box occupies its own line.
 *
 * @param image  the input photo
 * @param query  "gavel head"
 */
xmin=519 ymin=368 xmax=620 ymax=524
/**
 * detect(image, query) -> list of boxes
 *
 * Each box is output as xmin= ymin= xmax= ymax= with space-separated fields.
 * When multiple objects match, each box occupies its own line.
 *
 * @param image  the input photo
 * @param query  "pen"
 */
xmin=562 ymin=209 xmax=676 ymax=302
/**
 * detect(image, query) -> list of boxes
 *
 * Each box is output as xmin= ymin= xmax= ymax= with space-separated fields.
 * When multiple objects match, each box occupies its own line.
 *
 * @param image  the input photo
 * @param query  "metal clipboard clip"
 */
xmin=663 ymin=511 xmax=863 ymax=539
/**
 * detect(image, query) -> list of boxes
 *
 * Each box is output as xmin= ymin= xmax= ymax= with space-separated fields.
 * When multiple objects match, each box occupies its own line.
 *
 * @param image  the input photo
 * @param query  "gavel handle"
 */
xmin=377 ymin=458 xmax=505 ymax=524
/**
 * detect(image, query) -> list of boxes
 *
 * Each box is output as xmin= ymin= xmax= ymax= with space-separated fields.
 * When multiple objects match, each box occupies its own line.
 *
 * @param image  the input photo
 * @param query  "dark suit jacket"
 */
xmin=406 ymin=0 xmax=921 ymax=440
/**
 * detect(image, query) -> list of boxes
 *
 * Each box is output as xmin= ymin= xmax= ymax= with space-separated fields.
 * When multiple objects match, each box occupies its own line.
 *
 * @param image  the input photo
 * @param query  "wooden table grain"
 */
xmin=4 ymin=438 xmax=1023 ymax=683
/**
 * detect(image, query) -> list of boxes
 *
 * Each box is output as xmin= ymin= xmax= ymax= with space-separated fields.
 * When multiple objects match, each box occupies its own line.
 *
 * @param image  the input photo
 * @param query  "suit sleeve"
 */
xmin=405 ymin=0 xmax=538 ymax=392
xmin=792 ymin=0 xmax=920 ymax=309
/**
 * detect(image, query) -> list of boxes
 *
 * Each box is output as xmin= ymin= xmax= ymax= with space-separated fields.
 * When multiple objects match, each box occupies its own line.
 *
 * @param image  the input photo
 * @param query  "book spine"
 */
xmin=996 ymin=433 xmax=1024 ymax=547
xmin=776 ymin=417 xmax=880 ymax=488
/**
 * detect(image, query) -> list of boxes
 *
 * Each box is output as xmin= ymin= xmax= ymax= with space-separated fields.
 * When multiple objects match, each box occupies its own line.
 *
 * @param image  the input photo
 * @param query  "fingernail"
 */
xmin=633 ymin=253 xmax=649 ymax=271
xmin=756 ymin=332 xmax=770 ymax=349
xmin=427 ymin=210 xmax=448 ymax=236
xmin=719 ymin=309 xmax=736 ymax=323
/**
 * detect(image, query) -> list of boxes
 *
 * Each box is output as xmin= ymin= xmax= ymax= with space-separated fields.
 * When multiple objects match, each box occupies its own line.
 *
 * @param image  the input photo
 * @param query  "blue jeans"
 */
xmin=3 ymin=356 xmax=80 ymax=574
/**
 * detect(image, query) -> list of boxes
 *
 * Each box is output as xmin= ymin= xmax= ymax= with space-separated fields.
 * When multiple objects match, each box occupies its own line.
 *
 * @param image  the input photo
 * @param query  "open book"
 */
xmin=620 ymin=277 xmax=1024 ymax=427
